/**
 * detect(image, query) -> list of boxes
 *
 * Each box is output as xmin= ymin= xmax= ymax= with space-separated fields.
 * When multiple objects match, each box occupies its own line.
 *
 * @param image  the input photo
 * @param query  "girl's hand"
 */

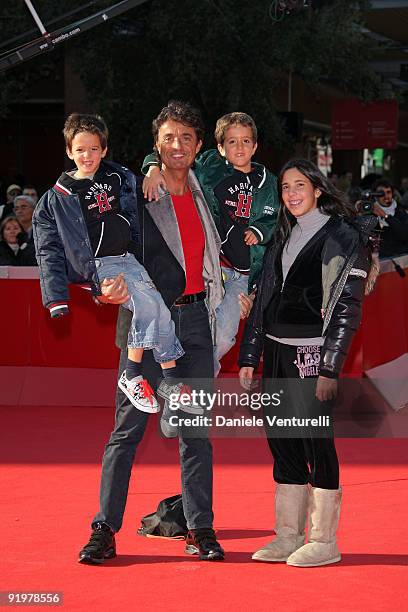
xmin=239 ymin=366 xmax=254 ymax=390
xmin=238 ymin=292 xmax=255 ymax=319
xmin=316 ymin=376 xmax=338 ymax=402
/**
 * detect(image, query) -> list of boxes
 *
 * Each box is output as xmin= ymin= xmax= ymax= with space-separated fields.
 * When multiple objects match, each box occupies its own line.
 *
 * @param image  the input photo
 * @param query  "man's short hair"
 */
xmin=63 ymin=113 xmax=109 ymax=151
xmin=214 ymin=112 xmax=258 ymax=146
xmin=23 ymin=184 xmax=37 ymax=195
xmin=152 ymin=100 xmax=205 ymax=144
xmin=373 ymin=178 xmax=393 ymax=193
xmin=14 ymin=195 xmax=35 ymax=208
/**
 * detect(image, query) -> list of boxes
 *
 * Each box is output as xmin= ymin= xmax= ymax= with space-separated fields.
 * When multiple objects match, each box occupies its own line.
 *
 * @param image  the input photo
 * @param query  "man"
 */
xmin=6 ymin=184 xmax=22 ymax=202
xmin=79 ymin=100 xmax=226 ymax=564
xmin=0 ymin=184 xmax=22 ymax=222
xmin=372 ymin=178 xmax=408 ymax=258
xmin=13 ymin=195 xmax=35 ymax=241
xmin=11 ymin=194 xmax=37 ymax=265
xmin=23 ymin=185 xmax=39 ymax=206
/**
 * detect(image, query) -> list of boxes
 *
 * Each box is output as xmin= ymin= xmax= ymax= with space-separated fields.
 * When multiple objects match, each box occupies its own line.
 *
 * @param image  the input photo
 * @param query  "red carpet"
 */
xmin=1 ymin=405 xmax=408 ymax=611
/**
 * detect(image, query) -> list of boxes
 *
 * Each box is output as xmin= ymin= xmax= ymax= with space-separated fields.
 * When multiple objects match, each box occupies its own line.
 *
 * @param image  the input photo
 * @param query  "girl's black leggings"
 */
xmin=262 ymin=337 xmax=339 ymax=490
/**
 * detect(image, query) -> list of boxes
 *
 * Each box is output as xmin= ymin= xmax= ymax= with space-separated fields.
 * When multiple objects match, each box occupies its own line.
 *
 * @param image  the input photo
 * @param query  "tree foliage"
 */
xmin=70 ymin=0 xmax=381 ymax=161
xmin=1 ymin=0 xmax=381 ymax=162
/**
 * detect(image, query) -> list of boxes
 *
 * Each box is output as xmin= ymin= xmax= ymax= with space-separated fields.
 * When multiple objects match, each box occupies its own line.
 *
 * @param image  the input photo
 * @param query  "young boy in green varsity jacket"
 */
xmin=143 ymin=111 xmax=278 ymax=374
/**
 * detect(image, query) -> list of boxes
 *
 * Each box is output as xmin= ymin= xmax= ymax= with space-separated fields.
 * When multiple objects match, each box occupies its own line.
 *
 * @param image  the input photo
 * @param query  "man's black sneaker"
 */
xmin=78 ymin=522 xmax=116 ymax=565
xmin=185 ymin=528 xmax=225 ymax=561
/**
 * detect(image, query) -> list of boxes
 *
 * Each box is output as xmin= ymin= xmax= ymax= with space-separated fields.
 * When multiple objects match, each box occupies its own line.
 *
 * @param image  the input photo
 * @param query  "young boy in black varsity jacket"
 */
xmin=33 ymin=113 xmax=200 ymax=415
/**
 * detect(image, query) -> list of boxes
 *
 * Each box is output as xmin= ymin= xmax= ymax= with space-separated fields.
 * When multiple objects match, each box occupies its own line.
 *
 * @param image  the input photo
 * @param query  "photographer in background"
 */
xmin=371 ymin=179 xmax=408 ymax=258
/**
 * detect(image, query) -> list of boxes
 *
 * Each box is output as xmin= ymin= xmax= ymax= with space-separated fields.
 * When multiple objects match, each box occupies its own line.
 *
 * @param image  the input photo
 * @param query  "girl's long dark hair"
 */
xmin=277 ymin=158 xmax=356 ymax=244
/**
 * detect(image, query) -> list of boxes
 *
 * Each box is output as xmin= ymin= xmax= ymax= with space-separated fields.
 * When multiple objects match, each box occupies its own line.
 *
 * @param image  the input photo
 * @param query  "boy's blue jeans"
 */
xmin=214 ymin=265 xmax=248 ymax=376
xmin=95 ymin=253 xmax=184 ymax=363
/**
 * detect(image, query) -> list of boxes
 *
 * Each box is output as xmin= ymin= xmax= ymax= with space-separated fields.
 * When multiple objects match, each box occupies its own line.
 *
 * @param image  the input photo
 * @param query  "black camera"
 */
xmin=356 ymin=190 xmax=385 ymax=215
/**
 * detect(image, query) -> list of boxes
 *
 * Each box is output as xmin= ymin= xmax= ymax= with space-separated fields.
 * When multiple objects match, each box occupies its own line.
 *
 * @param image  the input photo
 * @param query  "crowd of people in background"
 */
xmin=0 ymin=183 xmax=38 ymax=266
xmin=335 ymin=172 xmax=408 ymax=259
xmin=1 ymin=168 xmax=407 ymax=268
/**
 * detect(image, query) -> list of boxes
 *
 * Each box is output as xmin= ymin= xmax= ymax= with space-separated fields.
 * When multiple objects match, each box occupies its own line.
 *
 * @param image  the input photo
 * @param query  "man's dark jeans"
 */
xmin=92 ymin=300 xmax=214 ymax=532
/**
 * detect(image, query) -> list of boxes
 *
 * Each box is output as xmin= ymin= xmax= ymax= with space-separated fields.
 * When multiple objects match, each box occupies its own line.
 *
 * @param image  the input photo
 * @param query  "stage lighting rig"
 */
xmin=279 ymin=0 xmax=308 ymax=10
xmin=269 ymin=0 xmax=311 ymax=22
xmin=0 ymin=0 xmax=150 ymax=73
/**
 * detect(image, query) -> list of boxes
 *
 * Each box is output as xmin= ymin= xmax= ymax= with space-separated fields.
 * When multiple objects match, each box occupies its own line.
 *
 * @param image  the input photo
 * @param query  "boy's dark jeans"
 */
xmin=92 ymin=300 xmax=214 ymax=532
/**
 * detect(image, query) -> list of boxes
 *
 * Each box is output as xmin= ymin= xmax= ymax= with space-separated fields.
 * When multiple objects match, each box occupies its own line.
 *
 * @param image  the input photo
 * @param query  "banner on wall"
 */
xmin=332 ymin=99 xmax=398 ymax=150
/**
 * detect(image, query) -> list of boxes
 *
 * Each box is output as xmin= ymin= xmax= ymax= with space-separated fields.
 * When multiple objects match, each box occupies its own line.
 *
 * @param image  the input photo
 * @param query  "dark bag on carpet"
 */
xmin=137 ymin=494 xmax=187 ymax=539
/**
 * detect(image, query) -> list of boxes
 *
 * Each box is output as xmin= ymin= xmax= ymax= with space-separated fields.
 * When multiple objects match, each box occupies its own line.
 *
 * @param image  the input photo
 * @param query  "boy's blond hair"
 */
xmin=63 ymin=113 xmax=109 ymax=151
xmin=214 ymin=112 xmax=257 ymax=146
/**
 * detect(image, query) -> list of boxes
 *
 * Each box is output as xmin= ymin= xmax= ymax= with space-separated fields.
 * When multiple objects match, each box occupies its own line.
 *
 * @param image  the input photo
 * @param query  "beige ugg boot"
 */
xmin=286 ymin=486 xmax=342 ymax=567
xmin=252 ymin=483 xmax=309 ymax=562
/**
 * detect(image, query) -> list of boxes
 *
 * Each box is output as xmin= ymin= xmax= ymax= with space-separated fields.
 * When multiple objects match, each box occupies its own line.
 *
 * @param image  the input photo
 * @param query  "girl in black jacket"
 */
xmin=239 ymin=159 xmax=375 ymax=568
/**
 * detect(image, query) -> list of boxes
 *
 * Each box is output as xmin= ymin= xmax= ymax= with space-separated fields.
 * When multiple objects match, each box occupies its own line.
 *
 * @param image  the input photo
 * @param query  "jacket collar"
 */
xmin=144 ymin=169 xmax=222 ymax=273
xmin=282 ymin=217 xmax=337 ymax=284
xmin=145 ymin=188 xmax=185 ymax=271
xmin=144 ymin=169 xmax=224 ymax=337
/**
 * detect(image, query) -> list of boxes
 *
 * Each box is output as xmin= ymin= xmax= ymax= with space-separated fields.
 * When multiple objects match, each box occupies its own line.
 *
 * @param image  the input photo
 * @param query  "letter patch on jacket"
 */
xmin=349 ymin=268 xmax=367 ymax=278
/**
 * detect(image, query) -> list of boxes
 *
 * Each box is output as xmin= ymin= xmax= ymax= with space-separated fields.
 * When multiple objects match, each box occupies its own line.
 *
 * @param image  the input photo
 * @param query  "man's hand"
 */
xmin=244 ymin=229 xmax=259 ymax=246
xmin=372 ymin=202 xmax=387 ymax=218
xmin=97 ymin=273 xmax=130 ymax=304
xmin=316 ymin=376 xmax=338 ymax=402
xmin=239 ymin=366 xmax=254 ymax=390
xmin=142 ymin=166 xmax=167 ymax=202
xmin=238 ymin=291 xmax=255 ymax=319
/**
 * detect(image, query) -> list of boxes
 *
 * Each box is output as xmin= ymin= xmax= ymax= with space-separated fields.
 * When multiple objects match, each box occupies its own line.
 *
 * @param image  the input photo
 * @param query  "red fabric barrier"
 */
xmin=1 ymin=256 xmax=407 ymax=373
xmin=360 ymin=261 xmax=408 ymax=371
xmin=0 ymin=278 xmax=119 ymax=368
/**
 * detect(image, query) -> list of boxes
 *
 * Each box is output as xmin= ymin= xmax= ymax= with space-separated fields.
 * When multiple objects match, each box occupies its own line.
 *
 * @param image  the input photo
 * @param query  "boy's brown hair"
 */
xmin=63 ymin=113 xmax=109 ymax=151
xmin=214 ymin=112 xmax=257 ymax=145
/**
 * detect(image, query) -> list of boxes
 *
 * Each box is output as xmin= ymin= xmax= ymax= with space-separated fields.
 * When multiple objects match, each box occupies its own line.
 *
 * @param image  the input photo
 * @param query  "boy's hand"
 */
xmin=98 ymin=273 xmax=130 ymax=304
xmin=244 ymin=229 xmax=259 ymax=246
xmin=238 ymin=292 xmax=255 ymax=319
xmin=142 ymin=167 xmax=167 ymax=202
